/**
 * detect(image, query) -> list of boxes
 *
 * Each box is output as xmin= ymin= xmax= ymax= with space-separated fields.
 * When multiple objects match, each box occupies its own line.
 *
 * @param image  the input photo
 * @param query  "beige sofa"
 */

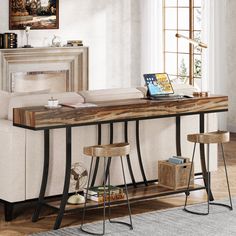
xmin=0 ymin=86 xmax=217 ymax=221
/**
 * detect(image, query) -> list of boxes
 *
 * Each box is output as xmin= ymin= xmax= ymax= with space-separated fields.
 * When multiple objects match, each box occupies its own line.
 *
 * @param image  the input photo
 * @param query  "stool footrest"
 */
xmin=209 ymin=202 xmax=233 ymax=210
xmin=183 ymin=207 xmax=209 ymax=216
xmin=80 ymin=227 xmax=104 ymax=236
xmin=184 ymin=201 xmax=233 ymax=216
xmin=109 ymin=219 xmax=133 ymax=229
xmin=80 ymin=220 xmax=133 ymax=235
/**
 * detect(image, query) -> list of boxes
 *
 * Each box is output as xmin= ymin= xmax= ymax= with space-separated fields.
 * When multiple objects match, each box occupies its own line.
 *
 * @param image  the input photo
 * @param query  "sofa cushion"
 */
xmin=78 ymin=88 xmax=144 ymax=102
xmin=0 ymin=89 xmax=52 ymax=119
xmin=8 ymin=92 xmax=85 ymax=120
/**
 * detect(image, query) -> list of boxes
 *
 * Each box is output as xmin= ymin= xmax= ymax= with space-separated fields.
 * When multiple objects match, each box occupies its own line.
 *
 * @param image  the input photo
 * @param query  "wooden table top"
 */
xmin=13 ymin=95 xmax=228 ymax=130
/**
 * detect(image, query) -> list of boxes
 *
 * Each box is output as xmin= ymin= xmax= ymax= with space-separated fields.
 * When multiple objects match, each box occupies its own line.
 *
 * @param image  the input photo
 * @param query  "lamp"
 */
xmin=175 ymin=33 xmax=207 ymax=49
xmin=175 ymin=33 xmax=208 ymax=96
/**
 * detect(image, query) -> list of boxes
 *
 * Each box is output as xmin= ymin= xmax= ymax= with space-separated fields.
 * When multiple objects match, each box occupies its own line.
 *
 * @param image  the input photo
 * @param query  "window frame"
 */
xmin=163 ymin=0 xmax=202 ymax=85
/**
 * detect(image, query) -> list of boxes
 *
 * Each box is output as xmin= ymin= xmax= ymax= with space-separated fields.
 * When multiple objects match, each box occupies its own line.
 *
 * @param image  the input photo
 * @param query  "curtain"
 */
xmin=140 ymin=0 xmax=163 ymax=84
xmin=202 ymin=0 xmax=228 ymax=130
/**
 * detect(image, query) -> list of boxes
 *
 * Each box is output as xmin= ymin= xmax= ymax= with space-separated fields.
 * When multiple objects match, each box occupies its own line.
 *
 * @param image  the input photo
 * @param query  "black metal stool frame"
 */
xmin=184 ymin=142 xmax=233 ymax=215
xmin=81 ymin=155 xmax=133 ymax=235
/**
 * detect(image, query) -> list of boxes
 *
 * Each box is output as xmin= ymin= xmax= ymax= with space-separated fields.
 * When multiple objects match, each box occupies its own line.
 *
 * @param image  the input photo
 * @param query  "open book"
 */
xmin=60 ymin=102 xmax=97 ymax=108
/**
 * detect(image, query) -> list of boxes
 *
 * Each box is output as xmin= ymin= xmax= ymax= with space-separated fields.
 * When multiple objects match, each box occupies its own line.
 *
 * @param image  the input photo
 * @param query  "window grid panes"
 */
xmin=163 ymin=0 xmax=202 ymax=85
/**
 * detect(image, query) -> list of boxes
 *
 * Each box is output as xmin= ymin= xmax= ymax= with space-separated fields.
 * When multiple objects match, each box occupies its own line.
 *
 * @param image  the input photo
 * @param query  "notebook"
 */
xmin=143 ymin=73 xmax=188 ymax=100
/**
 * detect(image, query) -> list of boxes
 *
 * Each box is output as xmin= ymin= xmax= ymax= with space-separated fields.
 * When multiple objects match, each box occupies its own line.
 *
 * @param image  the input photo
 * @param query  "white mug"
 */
xmin=48 ymin=97 xmax=59 ymax=107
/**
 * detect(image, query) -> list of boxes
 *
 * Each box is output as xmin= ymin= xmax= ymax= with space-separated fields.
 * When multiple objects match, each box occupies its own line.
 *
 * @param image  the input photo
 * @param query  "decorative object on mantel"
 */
xmin=0 ymin=33 xmax=17 ymax=49
xmin=67 ymin=162 xmax=88 ymax=205
xmin=66 ymin=40 xmax=83 ymax=47
xmin=51 ymin=35 xmax=61 ymax=47
xmin=23 ymin=26 xmax=33 ymax=48
xmin=175 ymin=33 xmax=208 ymax=97
xmin=9 ymin=0 xmax=59 ymax=30
xmin=0 ymin=34 xmax=3 ymax=48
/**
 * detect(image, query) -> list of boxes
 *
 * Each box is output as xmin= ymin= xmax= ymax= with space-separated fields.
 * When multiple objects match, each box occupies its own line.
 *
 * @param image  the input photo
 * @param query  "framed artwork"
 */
xmin=9 ymin=0 xmax=59 ymax=30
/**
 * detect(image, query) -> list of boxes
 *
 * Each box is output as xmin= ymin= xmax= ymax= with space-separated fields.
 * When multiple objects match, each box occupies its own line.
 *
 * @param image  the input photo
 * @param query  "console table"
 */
xmin=13 ymin=95 xmax=228 ymax=229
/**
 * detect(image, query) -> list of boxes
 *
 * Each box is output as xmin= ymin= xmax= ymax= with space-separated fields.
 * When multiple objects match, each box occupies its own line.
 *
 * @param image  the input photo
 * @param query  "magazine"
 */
xmin=61 ymin=102 xmax=97 ymax=108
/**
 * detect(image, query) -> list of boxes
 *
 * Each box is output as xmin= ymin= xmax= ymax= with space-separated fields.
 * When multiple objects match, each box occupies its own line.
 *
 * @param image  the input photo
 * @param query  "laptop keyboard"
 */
xmin=149 ymin=95 xmax=184 ymax=100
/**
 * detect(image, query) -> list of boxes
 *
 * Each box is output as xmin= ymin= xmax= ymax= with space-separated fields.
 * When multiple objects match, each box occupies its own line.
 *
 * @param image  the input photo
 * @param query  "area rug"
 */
xmin=31 ymin=199 xmax=235 ymax=236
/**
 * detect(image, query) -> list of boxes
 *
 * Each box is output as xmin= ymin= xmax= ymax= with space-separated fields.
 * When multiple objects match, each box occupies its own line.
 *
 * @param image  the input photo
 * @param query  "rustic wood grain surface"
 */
xmin=13 ymin=95 xmax=228 ymax=129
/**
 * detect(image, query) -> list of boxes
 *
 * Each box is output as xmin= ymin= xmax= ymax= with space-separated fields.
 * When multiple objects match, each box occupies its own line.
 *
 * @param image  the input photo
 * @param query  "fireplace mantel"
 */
xmin=0 ymin=47 xmax=88 ymax=92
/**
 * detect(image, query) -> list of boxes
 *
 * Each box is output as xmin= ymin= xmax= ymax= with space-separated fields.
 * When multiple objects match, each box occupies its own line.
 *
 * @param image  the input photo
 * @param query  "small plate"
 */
xmin=44 ymin=105 xmax=62 ymax=109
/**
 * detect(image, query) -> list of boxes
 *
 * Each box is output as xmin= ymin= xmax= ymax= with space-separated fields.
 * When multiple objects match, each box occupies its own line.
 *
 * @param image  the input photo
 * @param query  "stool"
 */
xmin=184 ymin=131 xmax=233 ymax=215
xmin=80 ymin=143 xmax=133 ymax=235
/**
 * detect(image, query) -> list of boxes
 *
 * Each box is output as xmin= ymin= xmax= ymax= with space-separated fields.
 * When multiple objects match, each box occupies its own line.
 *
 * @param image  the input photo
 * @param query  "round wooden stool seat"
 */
xmin=83 ymin=142 xmax=130 ymax=157
xmin=187 ymin=131 xmax=230 ymax=144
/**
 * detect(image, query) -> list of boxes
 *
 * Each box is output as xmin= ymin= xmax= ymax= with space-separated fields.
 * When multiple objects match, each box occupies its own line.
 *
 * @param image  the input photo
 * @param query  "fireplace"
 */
xmin=0 ymin=47 xmax=88 ymax=92
xmin=11 ymin=70 xmax=69 ymax=93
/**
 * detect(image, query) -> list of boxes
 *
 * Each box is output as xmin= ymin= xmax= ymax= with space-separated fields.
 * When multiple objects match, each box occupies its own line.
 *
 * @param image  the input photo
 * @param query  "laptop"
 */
xmin=143 ymin=73 xmax=185 ymax=100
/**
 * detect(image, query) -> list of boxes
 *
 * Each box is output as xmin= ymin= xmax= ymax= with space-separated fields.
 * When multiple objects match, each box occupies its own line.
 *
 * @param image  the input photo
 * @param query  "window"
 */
xmin=163 ymin=0 xmax=202 ymax=85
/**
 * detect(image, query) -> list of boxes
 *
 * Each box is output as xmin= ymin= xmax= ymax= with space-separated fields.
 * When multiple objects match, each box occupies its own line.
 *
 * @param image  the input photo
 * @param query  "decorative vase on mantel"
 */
xmin=23 ymin=26 xmax=33 ymax=48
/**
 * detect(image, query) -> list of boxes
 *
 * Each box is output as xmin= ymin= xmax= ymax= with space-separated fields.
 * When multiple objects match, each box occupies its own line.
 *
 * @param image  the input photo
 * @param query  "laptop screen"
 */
xmin=143 ymin=73 xmax=174 ymax=96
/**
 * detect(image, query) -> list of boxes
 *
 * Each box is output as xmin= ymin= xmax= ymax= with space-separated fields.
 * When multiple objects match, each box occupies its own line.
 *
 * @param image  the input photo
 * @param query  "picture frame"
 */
xmin=9 ymin=0 xmax=59 ymax=30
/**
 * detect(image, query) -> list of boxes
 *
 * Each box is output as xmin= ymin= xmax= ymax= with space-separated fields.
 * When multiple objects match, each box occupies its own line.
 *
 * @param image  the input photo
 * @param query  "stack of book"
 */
xmin=66 ymin=40 xmax=83 ymax=47
xmin=0 ymin=34 xmax=3 ymax=48
xmin=2 ymin=33 xmax=17 ymax=48
xmin=84 ymin=185 xmax=125 ymax=203
xmin=168 ymin=156 xmax=190 ymax=164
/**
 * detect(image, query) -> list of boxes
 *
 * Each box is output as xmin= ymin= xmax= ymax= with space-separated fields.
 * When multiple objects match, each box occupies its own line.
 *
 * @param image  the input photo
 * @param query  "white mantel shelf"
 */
xmin=0 ymin=46 xmax=88 ymax=52
xmin=0 ymin=47 xmax=89 ymax=92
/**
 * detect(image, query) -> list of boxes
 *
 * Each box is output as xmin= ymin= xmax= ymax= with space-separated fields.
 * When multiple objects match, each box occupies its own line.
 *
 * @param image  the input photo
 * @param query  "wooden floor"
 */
xmin=1 ymin=133 xmax=236 ymax=236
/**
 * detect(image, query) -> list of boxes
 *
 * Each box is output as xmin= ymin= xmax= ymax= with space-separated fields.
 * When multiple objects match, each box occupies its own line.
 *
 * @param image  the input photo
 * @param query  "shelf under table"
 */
xmin=46 ymin=183 xmax=205 ymax=211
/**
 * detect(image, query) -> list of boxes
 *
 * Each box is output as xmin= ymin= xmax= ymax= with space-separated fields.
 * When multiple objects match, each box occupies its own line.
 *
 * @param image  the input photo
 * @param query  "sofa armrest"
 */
xmin=0 ymin=119 xmax=26 ymax=202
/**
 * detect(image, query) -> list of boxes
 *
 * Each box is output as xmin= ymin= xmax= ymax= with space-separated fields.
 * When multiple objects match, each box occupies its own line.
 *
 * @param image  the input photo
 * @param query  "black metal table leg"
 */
xmin=124 ymin=121 xmax=137 ymax=187
xmin=176 ymin=116 xmax=181 ymax=156
xmin=4 ymin=202 xmax=14 ymax=221
xmin=90 ymin=124 xmax=102 ymax=187
xmin=176 ymin=116 xmax=190 ymax=196
xmin=199 ymin=113 xmax=214 ymax=201
xmin=54 ymin=127 xmax=72 ymax=230
xmin=136 ymin=120 xmax=148 ymax=186
xmin=32 ymin=129 xmax=50 ymax=222
xmin=104 ymin=123 xmax=113 ymax=183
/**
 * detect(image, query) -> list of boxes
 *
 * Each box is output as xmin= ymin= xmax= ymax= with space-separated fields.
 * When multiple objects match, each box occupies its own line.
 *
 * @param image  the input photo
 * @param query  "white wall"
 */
xmin=201 ymin=0 xmax=234 ymax=131
xmin=225 ymin=0 xmax=236 ymax=132
xmin=0 ymin=0 xmax=142 ymax=90
xmin=209 ymin=0 xmax=228 ymax=130
xmin=212 ymin=0 xmax=236 ymax=132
